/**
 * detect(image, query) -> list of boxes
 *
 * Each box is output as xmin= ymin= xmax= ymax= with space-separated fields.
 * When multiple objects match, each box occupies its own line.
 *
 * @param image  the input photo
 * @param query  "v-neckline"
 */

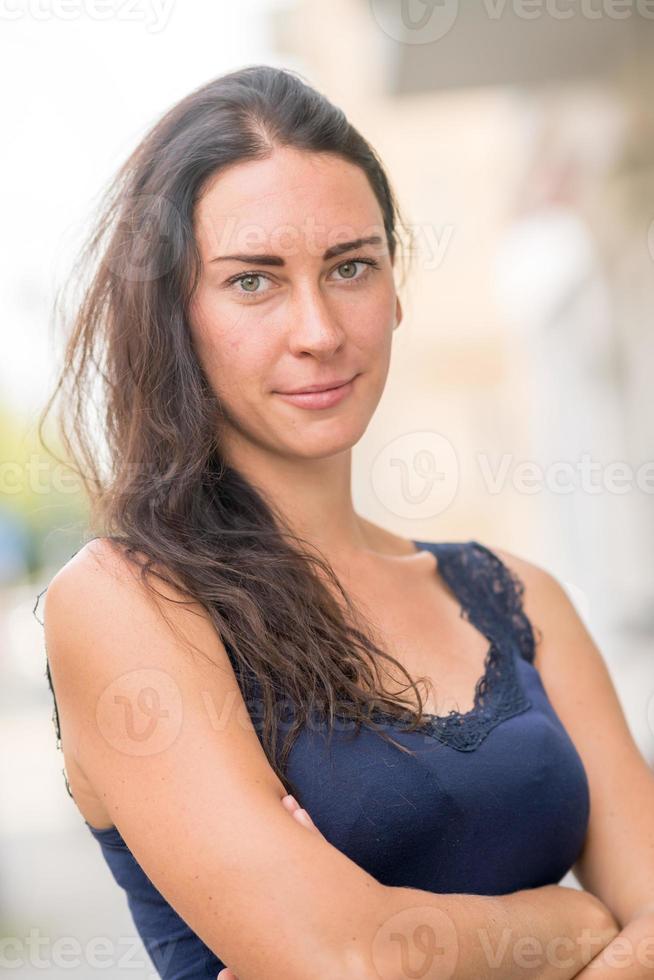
xmin=410 ymin=539 xmax=498 ymax=722
xmin=365 ymin=539 xmax=533 ymax=750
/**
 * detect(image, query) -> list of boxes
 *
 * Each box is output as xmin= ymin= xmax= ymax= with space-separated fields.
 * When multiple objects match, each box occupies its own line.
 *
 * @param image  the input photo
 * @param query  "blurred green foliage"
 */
xmin=0 ymin=399 xmax=89 ymax=581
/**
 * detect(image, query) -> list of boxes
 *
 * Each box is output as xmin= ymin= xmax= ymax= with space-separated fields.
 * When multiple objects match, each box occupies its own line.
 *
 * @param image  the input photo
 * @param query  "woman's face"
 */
xmin=188 ymin=146 xmax=402 ymax=462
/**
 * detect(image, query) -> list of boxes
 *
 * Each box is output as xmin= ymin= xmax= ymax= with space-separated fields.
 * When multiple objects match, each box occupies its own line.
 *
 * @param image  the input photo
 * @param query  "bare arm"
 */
xmin=219 ymin=800 xmax=619 ymax=979
xmin=216 ymin=837 xmax=618 ymax=980
xmin=568 ymin=910 xmax=654 ymax=978
xmin=362 ymin=881 xmax=619 ymax=980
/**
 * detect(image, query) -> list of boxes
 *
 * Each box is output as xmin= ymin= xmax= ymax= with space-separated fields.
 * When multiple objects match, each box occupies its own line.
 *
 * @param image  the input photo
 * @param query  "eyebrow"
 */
xmin=209 ymin=235 xmax=384 ymax=266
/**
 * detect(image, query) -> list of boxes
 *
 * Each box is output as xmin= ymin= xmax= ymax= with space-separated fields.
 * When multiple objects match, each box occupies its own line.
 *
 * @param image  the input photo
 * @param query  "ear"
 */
xmin=393 ymin=295 xmax=403 ymax=331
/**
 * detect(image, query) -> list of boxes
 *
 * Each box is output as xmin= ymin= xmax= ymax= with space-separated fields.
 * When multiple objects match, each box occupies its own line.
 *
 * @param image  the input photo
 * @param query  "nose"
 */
xmin=286 ymin=282 xmax=347 ymax=357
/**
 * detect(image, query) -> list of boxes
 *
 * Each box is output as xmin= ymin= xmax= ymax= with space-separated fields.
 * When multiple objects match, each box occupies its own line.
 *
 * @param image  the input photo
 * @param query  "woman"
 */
xmin=36 ymin=65 xmax=654 ymax=980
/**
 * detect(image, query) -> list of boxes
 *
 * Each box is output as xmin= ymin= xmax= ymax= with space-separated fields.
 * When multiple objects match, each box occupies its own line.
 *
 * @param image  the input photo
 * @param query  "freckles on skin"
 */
xmin=193 ymin=148 xmax=388 ymax=264
xmin=192 ymin=148 xmax=393 ymax=289
xmin=185 ymin=147 xmax=400 ymax=458
xmin=188 ymin=290 xmax=247 ymax=371
xmin=187 ymin=289 xmax=278 ymax=425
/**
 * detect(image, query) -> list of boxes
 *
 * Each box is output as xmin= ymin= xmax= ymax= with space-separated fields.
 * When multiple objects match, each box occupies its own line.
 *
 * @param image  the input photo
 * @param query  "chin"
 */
xmin=283 ymin=418 xmax=370 ymax=460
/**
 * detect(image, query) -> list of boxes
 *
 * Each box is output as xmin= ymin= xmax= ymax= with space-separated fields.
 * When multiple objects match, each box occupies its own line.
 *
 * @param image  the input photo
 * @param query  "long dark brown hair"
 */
xmin=37 ymin=64 xmax=435 ymax=801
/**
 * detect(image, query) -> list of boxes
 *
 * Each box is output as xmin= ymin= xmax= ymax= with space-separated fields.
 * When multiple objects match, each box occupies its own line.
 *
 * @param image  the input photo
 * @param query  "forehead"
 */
xmin=194 ymin=146 xmax=387 ymax=259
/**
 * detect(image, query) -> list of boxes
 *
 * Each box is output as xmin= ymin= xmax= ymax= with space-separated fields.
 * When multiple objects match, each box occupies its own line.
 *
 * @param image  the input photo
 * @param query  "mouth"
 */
xmin=273 ymin=373 xmax=360 ymax=411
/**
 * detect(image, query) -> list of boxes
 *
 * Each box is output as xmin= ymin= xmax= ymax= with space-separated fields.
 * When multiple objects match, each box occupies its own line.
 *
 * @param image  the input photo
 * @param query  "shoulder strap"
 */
xmin=416 ymin=539 xmax=538 ymax=663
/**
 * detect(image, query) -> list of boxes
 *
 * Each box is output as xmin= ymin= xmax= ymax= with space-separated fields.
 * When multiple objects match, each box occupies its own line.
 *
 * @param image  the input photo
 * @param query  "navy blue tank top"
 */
xmin=38 ymin=539 xmax=591 ymax=980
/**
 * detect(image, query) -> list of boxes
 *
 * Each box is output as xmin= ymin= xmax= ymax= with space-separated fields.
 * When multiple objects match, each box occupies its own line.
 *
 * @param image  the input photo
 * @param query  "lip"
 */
xmin=274 ymin=374 xmax=359 ymax=410
xmin=278 ymin=375 xmax=356 ymax=395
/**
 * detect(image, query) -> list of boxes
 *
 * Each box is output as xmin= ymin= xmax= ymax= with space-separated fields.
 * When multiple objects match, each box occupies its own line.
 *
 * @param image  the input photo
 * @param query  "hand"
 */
xmin=216 ymin=794 xmax=323 ymax=980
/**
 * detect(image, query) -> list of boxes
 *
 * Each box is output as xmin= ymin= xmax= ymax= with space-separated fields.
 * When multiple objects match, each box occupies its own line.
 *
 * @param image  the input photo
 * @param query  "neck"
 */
xmin=223 ymin=438 xmax=375 ymax=563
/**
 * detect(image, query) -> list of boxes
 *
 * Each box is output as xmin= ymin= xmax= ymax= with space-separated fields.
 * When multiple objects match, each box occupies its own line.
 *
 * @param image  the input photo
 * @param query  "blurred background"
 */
xmin=2 ymin=0 xmax=653 ymax=975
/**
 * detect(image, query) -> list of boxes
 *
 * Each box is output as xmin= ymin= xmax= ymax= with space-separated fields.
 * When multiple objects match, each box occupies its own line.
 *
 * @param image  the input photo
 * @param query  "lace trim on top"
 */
xmin=438 ymin=540 xmax=537 ymax=666
xmin=368 ymin=540 xmax=536 ymax=752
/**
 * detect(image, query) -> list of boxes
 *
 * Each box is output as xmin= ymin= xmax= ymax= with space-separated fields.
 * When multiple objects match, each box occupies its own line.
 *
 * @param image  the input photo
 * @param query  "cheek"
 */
xmin=349 ymin=299 xmax=395 ymax=355
xmin=353 ymin=277 xmax=396 ymax=329
xmin=203 ymin=336 xmax=271 ymax=403
xmin=189 ymin=292 xmax=272 ymax=387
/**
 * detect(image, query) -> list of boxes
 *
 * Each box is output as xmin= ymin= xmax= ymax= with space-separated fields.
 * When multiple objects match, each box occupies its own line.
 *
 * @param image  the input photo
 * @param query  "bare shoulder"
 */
xmin=483 ymin=541 xmax=553 ymax=593
xmin=479 ymin=543 xmax=569 ymax=673
xmin=44 ymin=536 xmax=217 ymax=673
xmin=485 ymin=542 xmax=619 ymax=735
xmin=49 ymin=536 xmax=200 ymax=614
xmin=491 ymin=547 xmax=570 ymax=613
xmin=42 ymin=536 xmax=258 ymax=771
xmin=45 ymin=536 xmax=149 ymax=613
xmin=42 ymin=535 xmax=248 ymax=794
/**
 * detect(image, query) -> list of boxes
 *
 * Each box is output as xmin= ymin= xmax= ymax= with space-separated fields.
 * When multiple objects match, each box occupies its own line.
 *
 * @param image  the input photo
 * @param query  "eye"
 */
xmin=227 ymin=272 xmax=273 ymax=300
xmin=331 ymin=257 xmax=380 ymax=283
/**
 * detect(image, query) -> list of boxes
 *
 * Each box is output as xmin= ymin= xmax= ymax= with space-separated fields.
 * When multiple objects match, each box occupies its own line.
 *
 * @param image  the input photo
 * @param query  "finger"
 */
xmin=217 ymin=969 xmax=238 ymax=979
xmin=281 ymin=793 xmax=299 ymax=813
xmin=292 ymin=806 xmax=325 ymax=837
xmin=281 ymin=794 xmax=324 ymax=838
